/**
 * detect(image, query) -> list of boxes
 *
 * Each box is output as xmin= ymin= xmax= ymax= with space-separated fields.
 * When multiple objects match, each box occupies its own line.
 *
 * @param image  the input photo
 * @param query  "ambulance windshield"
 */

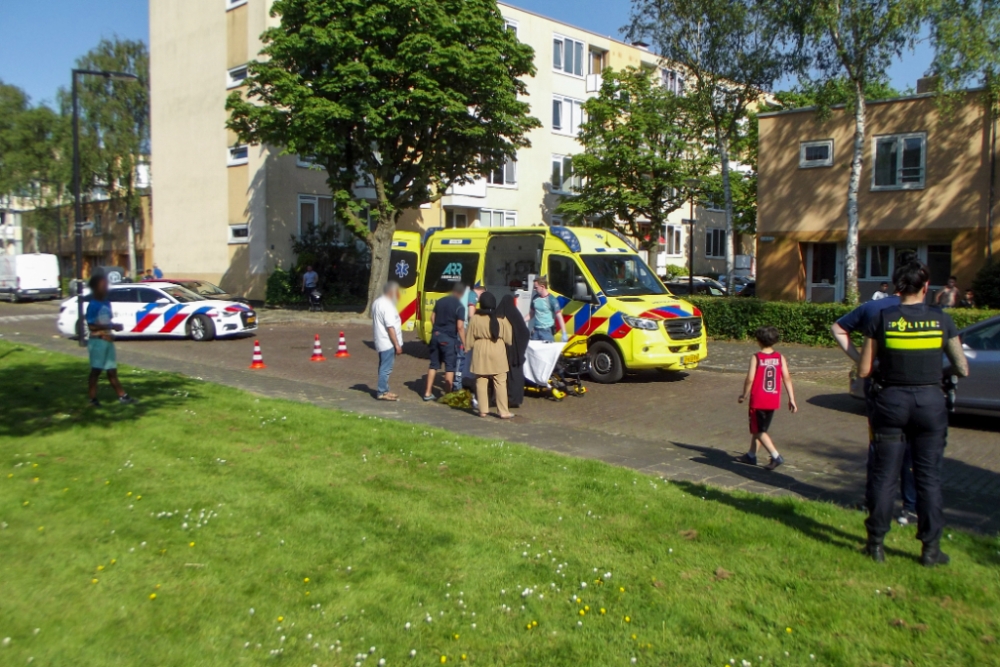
xmin=581 ymin=254 xmax=667 ymax=297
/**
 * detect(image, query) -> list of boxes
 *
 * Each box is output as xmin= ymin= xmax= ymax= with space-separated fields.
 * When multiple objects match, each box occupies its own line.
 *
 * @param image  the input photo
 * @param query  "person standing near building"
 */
xmin=85 ymin=272 xmax=136 ymax=407
xmin=530 ymin=277 xmax=568 ymax=342
xmin=858 ymin=261 xmax=969 ymax=566
xmin=371 ymin=281 xmax=403 ymax=401
xmin=423 ymin=283 xmax=466 ymax=400
xmin=872 ymin=282 xmax=890 ymax=300
xmin=152 ymin=264 xmax=164 ymax=280
xmin=934 ymin=276 xmax=960 ymax=308
xmin=468 ymin=292 xmax=514 ymax=419
xmin=301 ymin=265 xmax=319 ymax=293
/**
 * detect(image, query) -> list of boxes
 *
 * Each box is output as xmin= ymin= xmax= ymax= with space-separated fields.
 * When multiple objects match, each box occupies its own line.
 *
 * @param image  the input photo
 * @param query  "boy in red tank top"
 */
xmin=737 ymin=326 xmax=798 ymax=470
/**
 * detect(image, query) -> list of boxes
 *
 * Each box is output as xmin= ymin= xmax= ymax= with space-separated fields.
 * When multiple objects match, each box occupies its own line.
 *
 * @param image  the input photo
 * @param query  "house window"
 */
xmin=226 ymin=65 xmax=249 ymax=89
xmin=799 ymin=139 xmax=833 ymax=168
xmin=589 ymin=49 xmax=607 ymax=75
xmin=926 ymin=244 xmax=952 ymax=286
xmin=228 ymin=223 xmax=249 ymax=244
xmin=480 ymin=209 xmax=517 ymax=228
xmin=504 ymin=18 xmax=518 ymax=37
xmin=486 ymin=156 xmax=517 ymax=187
xmin=227 ymin=145 xmax=249 ymax=167
xmin=552 ymin=96 xmax=584 ymax=135
xmin=298 ymin=194 xmax=344 ymax=241
xmin=867 ymin=245 xmax=891 ymax=279
xmin=664 ymin=224 xmax=682 ymax=256
xmin=705 ymin=228 xmax=726 ymax=258
xmin=873 ymin=133 xmax=926 ymax=189
xmin=445 ymin=211 xmax=469 ymax=228
xmin=296 ymin=155 xmax=322 ymax=169
xmin=226 ymin=0 xmax=247 ymax=9
xmin=553 ymin=35 xmax=585 ymax=77
xmin=551 ymin=155 xmax=581 ymax=193
xmin=660 ymin=69 xmax=684 ymax=95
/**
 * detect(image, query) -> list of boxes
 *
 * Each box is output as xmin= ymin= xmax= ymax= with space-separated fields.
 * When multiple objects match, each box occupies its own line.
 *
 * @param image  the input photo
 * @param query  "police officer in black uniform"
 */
xmin=858 ymin=260 xmax=969 ymax=566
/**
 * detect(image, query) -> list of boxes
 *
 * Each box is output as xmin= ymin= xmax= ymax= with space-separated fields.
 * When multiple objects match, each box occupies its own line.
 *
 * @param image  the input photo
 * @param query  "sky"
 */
xmin=0 ymin=0 xmax=934 ymax=108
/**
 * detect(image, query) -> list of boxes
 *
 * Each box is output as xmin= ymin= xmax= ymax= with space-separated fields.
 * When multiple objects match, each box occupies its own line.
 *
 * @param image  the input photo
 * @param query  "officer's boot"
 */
xmin=864 ymin=536 xmax=885 ymax=563
xmin=920 ymin=542 xmax=950 ymax=568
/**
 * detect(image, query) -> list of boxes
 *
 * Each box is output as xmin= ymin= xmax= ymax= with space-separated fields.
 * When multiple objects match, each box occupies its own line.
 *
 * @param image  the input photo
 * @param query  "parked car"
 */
xmin=160 ymin=279 xmax=249 ymax=304
xmin=850 ymin=314 xmax=1000 ymax=416
xmin=57 ymin=282 xmax=257 ymax=342
xmin=665 ymin=280 xmax=728 ymax=297
xmin=0 ymin=253 xmax=61 ymax=302
xmin=738 ymin=281 xmax=756 ymax=297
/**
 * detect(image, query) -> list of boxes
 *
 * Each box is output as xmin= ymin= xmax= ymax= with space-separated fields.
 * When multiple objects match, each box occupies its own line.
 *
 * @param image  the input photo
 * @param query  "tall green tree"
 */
xmin=6 ymin=106 xmax=69 ymax=238
xmin=793 ymin=0 xmax=930 ymax=303
xmin=60 ymin=38 xmax=150 ymax=225
xmin=0 ymin=81 xmax=31 ymax=204
xmin=555 ymin=68 xmax=707 ymax=252
xmin=227 ymin=0 xmax=540 ymax=313
xmin=628 ymin=0 xmax=797 ymax=287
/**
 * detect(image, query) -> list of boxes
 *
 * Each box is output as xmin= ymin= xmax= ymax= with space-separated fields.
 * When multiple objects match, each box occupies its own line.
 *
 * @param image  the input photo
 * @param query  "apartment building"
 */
xmin=756 ymin=83 xmax=999 ymax=302
xmin=150 ymin=0 xmax=735 ymax=300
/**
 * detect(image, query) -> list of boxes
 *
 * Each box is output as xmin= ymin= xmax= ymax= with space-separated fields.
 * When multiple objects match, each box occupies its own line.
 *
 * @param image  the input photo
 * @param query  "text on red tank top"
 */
xmin=749 ymin=352 xmax=782 ymax=410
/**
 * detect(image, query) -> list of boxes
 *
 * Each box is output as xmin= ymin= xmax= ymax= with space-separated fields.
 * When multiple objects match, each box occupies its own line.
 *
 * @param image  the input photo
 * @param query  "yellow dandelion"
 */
xmin=303 ymin=577 xmax=310 ymax=583
xmin=526 ymin=623 xmax=532 ymax=630
xmin=22 ymin=501 xmax=29 ymax=506
xmin=149 ymin=593 xmax=157 ymax=600
xmin=786 ymin=627 xmax=792 ymax=634
xmin=277 ymin=616 xmax=284 ymax=623
xmin=584 ymin=605 xmax=590 ymax=612
xmin=579 ymin=609 xmax=586 ymax=617
xmin=189 ymin=542 xmax=195 ymax=547
xmin=461 ymin=655 xmax=467 ymax=661
xmin=453 ymin=634 xmax=460 ymax=640
xmin=105 ymin=481 xmax=110 ymax=485
xmin=110 ymin=559 xmax=116 ymax=565
xmin=32 ymin=463 xmax=38 ymax=468
xmin=32 ymin=477 xmax=39 ymax=483
xmin=304 ymin=591 xmax=310 ymax=596
xmin=136 ymin=496 xmax=141 ymax=500
xmin=91 ymin=578 xmax=99 ymax=584
xmin=624 ymin=616 xmax=631 ymax=623
xmin=620 ymin=587 xmax=625 ymax=593
xmin=532 ymin=621 xmax=538 ymax=627
xmin=600 ymin=608 xmax=606 ymax=615
xmin=155 ymin=584 xmax=161 ymax=589
xmin=440 ymin=656 xmax=447 ymax=664
xmin=7 ymin=473 xmax=12 ymax=478
xmin=126 ymin=492 xmax=132 ymax=497
xmin=37 ymin=526 xmax=44 ymax=532
xmin=97 ymin=565 xmax=105 ymax=571
xmin=631 ymin=634 xmax=637 ymax=640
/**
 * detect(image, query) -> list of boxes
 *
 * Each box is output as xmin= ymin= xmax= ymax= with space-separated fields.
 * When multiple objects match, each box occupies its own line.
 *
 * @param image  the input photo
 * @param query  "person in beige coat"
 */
xmin=467 ymin=291 xmax=514 ymax=418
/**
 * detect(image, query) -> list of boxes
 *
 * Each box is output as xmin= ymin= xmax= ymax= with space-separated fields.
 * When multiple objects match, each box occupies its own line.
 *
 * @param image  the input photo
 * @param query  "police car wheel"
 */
xmin=187 ymin=314 xmax=216 ymax=342
xmin=588 ymin=341 xmax=623 ymax=384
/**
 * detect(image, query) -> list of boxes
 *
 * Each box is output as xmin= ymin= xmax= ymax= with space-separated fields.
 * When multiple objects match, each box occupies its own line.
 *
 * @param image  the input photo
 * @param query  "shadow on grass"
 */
xmin=0 ymin=346 xmax=199 ymax=438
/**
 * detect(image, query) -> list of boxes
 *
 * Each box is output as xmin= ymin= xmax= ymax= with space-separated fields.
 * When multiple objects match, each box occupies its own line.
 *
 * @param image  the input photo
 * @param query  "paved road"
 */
xmin=2 ymin=300 xmax=997 ymax=532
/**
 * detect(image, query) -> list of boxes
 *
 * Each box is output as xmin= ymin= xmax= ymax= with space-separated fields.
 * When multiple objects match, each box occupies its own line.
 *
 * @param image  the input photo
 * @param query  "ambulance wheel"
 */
xmin=187 ymin=314 xmax=216 ymax=342
xmin=588 ymin=341 xmax=623 ymax=384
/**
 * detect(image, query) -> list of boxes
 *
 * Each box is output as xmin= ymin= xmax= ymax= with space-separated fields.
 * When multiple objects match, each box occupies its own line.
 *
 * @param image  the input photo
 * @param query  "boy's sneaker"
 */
xmin=118 ymin=395 xmax=137 ymax=405
xmin=897 ymin=510 xmax=918 ymax=526
xmin=736 ymin=453 xmax=757 ymax=466
xmin=764 ymin=455 xmax=785 ymax=471
xmin=88 ymin=398 xmax=101 ymax=408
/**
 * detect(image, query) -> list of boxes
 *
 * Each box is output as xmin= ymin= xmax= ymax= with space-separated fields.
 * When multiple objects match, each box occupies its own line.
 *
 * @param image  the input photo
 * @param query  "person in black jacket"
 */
xmin=497 ymin=294 xmax=530 ymax=408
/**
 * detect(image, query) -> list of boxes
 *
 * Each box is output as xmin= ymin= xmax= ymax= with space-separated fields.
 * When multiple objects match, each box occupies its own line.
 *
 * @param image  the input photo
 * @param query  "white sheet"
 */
xmin=523 ymin=340 xmax=566 ymax=385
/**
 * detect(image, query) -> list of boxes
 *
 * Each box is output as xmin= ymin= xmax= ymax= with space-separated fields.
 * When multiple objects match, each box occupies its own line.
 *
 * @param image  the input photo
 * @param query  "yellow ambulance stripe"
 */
xmin=884 ymin=337 xmax=942 ymax=350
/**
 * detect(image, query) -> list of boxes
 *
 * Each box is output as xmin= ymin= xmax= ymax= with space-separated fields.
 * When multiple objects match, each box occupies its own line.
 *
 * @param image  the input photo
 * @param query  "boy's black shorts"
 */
xmin=748 ymin=408 xmax=775 ymax=435
xmin=428 ymin=333 xmax=458 ymax=372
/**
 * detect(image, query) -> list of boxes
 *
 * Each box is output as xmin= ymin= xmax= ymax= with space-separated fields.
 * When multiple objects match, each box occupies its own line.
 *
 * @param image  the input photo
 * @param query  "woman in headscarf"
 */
xmin=467 ymin=292 xmax=514 ymax=418
xmin=497 ymin=294 xmax=530 ymax=408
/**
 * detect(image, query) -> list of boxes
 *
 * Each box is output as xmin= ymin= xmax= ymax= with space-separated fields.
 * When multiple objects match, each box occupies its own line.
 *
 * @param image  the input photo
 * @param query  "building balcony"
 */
xmin=441 ymin=177 xmax=487 ymax=209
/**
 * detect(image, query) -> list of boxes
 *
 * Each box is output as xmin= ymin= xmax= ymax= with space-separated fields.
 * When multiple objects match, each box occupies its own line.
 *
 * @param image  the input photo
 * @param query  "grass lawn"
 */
xmin=1 ymin=340 xmax=998 ymax=667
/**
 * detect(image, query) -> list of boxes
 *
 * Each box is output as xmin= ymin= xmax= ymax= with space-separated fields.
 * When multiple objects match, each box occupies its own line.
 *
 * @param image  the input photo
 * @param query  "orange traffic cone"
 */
xmin=249 ymin=340 xmax=266 ymax=369
xmin=310 ymin=333 xmax=326 ymax=362
xmin=335 ymin=331 xmax=350 ymax=358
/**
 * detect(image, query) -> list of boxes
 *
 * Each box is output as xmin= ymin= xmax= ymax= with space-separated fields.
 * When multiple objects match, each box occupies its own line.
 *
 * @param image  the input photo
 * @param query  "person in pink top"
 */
xmin=737 ymin=326 xmax=798 ymax=470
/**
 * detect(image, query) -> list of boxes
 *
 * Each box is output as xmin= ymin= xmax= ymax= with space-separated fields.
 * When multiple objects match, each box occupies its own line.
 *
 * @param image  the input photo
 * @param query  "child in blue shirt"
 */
xmin=85 ymin=273 xmax=135 ymax=407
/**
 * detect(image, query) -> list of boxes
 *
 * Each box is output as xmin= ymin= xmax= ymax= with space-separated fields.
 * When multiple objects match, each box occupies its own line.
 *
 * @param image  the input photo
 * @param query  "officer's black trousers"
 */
xmin=865 ymin=385 xmax=947 ymax=546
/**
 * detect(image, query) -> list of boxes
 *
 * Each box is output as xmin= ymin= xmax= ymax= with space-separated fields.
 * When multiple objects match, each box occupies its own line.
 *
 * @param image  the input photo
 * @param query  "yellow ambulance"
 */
xmin=392 ymin=225 xmax=707 ymax=383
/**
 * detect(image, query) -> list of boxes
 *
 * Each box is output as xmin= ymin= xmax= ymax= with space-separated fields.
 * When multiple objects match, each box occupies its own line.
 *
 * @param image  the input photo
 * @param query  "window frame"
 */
xmin=480 ymin=208 xmax=518 ymax=228
xmin=871 ymin=132 xmax=927 ymax=191
xmin=552 ymin=95 xmax=584 ymax=136
xmin=297 ymin=193 xmax=342 ymax=240
xmin=226 ymin=64 xmax=249 ymax=89
xmin=553 ymin=34 xmax=585 ymax=78
xmin=503 ymin=18 xmax=518 ymax=37
xmin=228 ymin=223 xmax=250 ymax=245
xmin=486 ymin=156 xmax=517 ymax=188
xmin=705 ymin=228 xmax=727 ymax=259
xmin=799 ymin=139 xmax=834 ymax=168
xmin=227 ymin=145 xmax=249 ymax=167
xmin=226 ymin=0 xmax=248 ymax=9
xmin=550 ymin=154 xmax=581 ymax=194
xmin=664 ymin=224 xmax=683 ymax=257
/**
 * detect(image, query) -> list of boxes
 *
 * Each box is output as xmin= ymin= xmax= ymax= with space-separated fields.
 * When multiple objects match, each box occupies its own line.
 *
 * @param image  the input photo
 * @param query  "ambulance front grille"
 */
xmin=664 ymin=317 xmax=702 ymax=340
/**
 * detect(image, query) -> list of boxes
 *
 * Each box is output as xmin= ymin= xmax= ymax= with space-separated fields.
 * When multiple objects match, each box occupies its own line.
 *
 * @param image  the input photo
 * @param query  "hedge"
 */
xmin=686 ymin=296 xmax=1000 ymax=347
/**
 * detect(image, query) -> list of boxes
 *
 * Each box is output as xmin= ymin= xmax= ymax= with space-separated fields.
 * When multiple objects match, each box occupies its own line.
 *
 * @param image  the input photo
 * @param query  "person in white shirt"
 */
xmin=871 ymin=282 xmax=890 ymax=301
xmin=371 ymin=281 xmax=403 ymax=401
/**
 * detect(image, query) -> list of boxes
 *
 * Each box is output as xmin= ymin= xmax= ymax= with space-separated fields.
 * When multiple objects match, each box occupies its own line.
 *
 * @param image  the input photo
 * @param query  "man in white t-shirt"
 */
xmin=871 ymin=282 xmax=890 ymax=301
xmin=372 ymin=281 xmax=403 ymax=401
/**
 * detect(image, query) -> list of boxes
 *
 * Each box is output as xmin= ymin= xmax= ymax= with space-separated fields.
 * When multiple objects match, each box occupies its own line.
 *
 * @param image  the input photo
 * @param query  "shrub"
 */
xmin=687 ymin=296 xmax=999 ymax=346
xmin=971 ymin=260 xmax=1000 ymax=309
xmin=265 ymin=268 xmax=304 ymax=306
xmin=661 ymin=264 xmax=689 ymax=280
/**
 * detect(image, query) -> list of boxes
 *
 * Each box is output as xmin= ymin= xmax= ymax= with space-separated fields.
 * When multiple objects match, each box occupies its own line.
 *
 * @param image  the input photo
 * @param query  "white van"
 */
xmin=0 ymin=253 xmax=61 ymax=302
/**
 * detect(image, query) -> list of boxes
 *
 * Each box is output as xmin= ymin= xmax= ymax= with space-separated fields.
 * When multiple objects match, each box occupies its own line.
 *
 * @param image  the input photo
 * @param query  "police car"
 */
xmin=57 ymin=282 xmax=257 ymax=342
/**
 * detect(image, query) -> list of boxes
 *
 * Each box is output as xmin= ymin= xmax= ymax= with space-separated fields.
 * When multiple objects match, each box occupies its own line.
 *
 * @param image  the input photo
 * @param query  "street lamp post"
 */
xmin=684 ymin=178 xmax=700 ymax=298
xmin=72 ymin=68 xmax=139 ymax=346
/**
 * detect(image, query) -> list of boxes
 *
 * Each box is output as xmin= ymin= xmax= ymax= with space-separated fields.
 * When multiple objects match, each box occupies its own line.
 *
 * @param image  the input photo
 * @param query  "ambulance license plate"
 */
xmin=681 ymin=354 xmax=698 ymax=365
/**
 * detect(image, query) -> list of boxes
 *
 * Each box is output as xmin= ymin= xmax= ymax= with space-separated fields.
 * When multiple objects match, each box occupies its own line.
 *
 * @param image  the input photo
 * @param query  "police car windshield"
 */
xmin=160 ymin=286 xmax=204 ymax=303
xmin=582 ymin=254 xmax=667 ymax=297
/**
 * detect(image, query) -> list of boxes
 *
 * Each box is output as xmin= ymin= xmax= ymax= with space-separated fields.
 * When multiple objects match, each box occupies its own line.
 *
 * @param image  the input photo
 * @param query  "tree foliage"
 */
xmin=555 ymin=68 xmax=708 ymax=251
xmin=227 ymin=0 xmax=540 ymax=312
xmin=791 ymin=0 xmax=931 ymax=304
xmin=628 ymin=0 xmax=798 ymax=283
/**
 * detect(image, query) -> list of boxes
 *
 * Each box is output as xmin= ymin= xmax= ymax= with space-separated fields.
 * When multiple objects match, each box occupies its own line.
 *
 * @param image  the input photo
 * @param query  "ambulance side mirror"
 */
xmin=572 ymin=279 xmax=593 ymax=303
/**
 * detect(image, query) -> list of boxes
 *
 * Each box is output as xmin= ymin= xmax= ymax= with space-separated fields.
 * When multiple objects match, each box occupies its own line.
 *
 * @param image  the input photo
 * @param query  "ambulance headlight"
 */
xmin=622 ymin=315 xmax=659 ymax=331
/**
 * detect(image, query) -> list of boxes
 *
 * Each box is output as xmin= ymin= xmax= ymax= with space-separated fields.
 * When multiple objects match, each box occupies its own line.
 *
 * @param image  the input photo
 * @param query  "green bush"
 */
xmin=661 ymin=264 xmax=689 ymax=280
xmin=687 ymin=296 xmax=999 ymax=346
xmin=265 ymin=267 xmax=305 ymax=306
xmin=972 ymin=260 xmax=1000 ymax=309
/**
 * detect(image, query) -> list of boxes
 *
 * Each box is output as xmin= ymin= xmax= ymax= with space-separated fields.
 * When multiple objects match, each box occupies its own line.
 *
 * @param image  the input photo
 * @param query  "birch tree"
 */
xmin=627 ymin=0 xmax=795 ymax=288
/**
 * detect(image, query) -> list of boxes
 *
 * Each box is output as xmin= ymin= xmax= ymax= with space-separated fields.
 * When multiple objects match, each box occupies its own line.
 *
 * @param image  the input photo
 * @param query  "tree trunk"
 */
xmin=364 ymin=212 xmax=397 ymax=317
xmin=717 ymin=132 xmax=736 ymax=288
xmin=845 ymin=84 xmax=866 ymax=305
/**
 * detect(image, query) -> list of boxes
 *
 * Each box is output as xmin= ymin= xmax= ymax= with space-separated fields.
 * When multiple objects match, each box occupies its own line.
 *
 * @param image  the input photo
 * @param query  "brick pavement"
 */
xmin=1 ymin=301 xmax=997 ymax=532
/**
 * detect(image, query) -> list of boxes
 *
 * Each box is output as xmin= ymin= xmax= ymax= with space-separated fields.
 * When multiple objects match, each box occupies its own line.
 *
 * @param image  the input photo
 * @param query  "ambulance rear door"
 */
xmin=390 ymin=232 xmax=422 ymax=331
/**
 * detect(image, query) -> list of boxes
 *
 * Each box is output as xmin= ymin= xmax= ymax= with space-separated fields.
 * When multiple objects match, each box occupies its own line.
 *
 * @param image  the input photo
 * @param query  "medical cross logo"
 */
xmin=394 ymin=259 xmax=410 ymax=280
